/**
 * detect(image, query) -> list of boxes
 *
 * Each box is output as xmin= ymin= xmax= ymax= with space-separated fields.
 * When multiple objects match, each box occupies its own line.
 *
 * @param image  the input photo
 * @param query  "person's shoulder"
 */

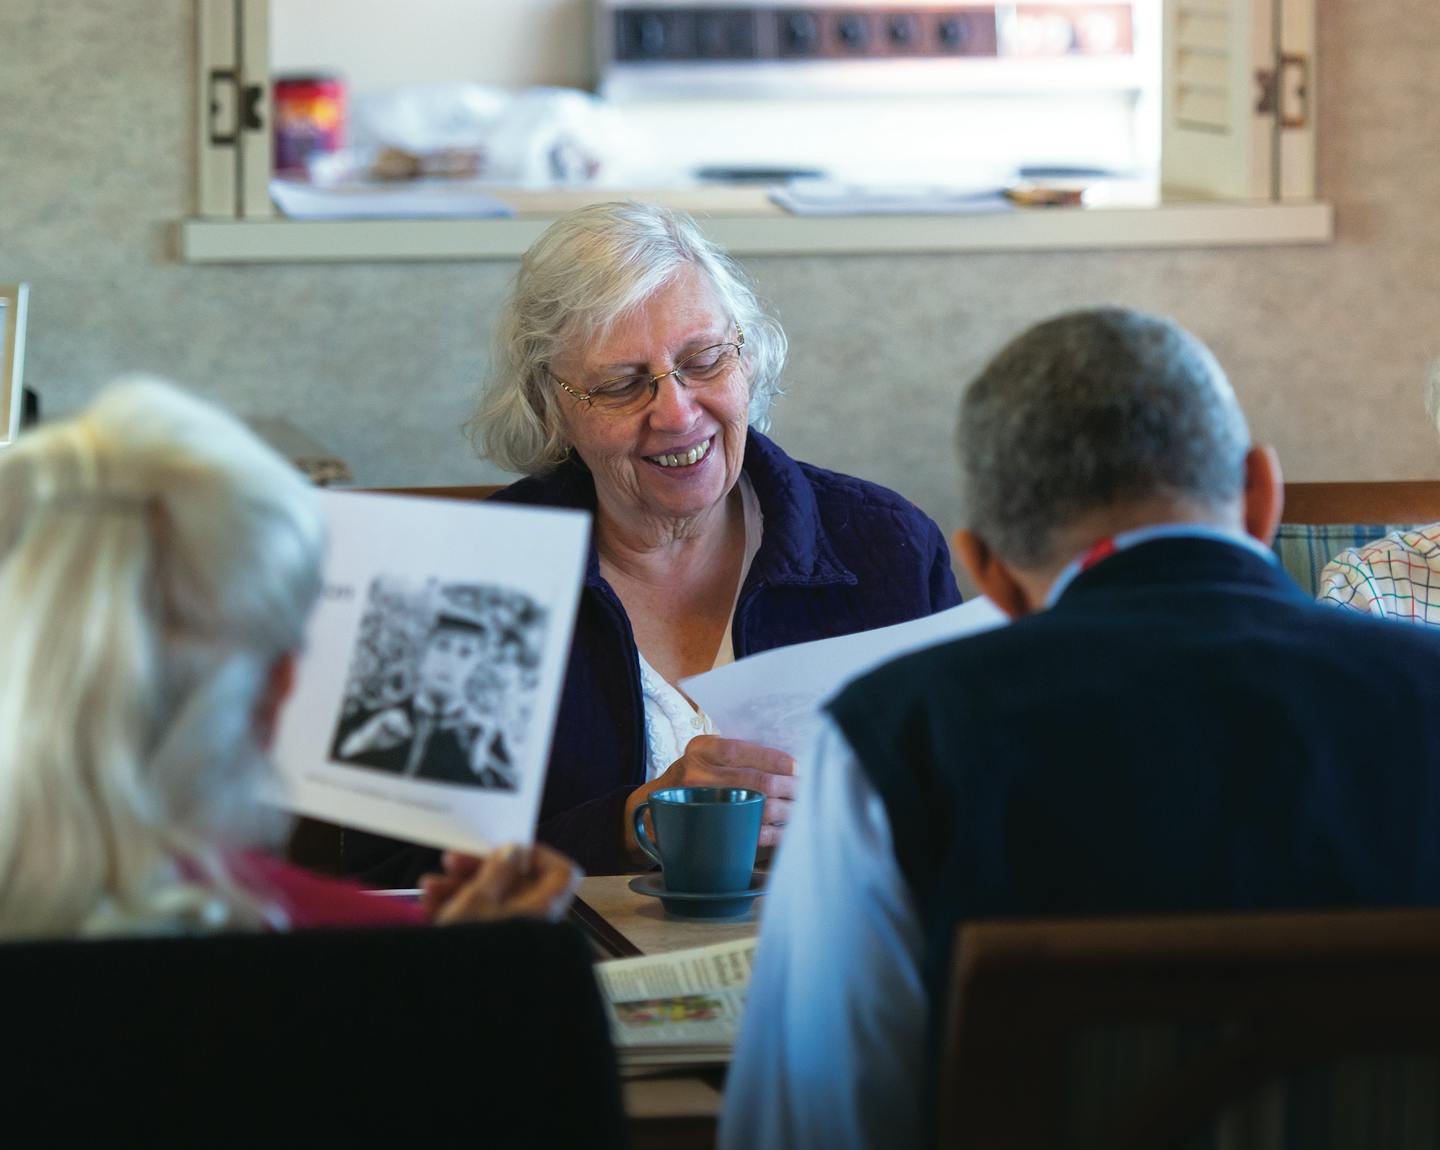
xmin=1315 ymin=524 xmax=1440 ymax=617
xmin=1376 ymin=521 xmax=1440 ymax=552
xmin=486 ymin=461 xmax=596 ymax=510
xmin=748 ymin=429 xmax=932 ymax=522
xmin=1232 ymin=581 xmax=1440 ymax=675
xmin=1325 ymin=523 xmax=1440 ymax=570
xmin=794 ymin=459 xmax=954 ymax=595
xmin=486 ymin=472 xmax=546 ymax=505
xmin=793 ymin=456 xmax=936 ymax=525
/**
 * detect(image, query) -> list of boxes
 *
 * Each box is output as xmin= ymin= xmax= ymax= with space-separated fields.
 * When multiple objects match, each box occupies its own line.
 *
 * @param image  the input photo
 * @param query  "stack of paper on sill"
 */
xmin=770 ymin=179 xmax=1013 ymax=216
xmin=270 ymin=178 xmax=516 ymax=220
xmin=597 ymin=938 xmax=757 ymax=1074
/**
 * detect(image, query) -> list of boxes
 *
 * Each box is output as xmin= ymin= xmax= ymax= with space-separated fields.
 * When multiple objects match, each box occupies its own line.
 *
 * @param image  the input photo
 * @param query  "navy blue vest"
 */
xmin=829 ymin=537 xmax=1440 ymax=1079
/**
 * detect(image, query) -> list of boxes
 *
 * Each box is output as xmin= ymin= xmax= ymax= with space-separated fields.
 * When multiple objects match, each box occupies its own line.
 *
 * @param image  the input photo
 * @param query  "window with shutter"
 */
xmin=188 ymin=0 xmax=1324 ymax=260
xmin=196 ymin=0 xmax=272 ymax=219
xmin=1161 ymin=0 xmax=1315 ymax=200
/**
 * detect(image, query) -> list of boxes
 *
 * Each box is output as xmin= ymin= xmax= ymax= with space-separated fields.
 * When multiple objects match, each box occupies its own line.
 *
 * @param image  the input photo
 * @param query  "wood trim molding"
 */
xmin=361 ymin=484 xmax=507 ymax=502
xmin=1282 ymin=480 xmax=1440 ymax=525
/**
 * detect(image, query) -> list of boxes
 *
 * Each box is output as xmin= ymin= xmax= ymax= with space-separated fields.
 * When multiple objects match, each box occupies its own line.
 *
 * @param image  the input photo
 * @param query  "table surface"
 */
xmin=623 ymin=1073 xmax=726 ymax=1119
xmin=572 ymin=873 xmax=764 ymax=958
xmin=575 ymin=873 xmax=766 ymax=1149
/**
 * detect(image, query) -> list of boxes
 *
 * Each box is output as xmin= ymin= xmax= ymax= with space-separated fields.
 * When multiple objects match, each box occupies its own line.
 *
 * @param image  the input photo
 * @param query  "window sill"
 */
xmin=178 ymin=197 xmax=1333 ymax=264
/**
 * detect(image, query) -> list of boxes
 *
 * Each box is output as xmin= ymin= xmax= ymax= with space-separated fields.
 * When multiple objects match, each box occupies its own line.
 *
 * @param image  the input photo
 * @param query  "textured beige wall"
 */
xmin=3 ymin=1 xmax=1440 ymax=545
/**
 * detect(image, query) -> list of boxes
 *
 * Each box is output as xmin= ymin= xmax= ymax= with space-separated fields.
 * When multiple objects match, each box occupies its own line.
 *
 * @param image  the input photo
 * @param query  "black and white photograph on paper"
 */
xmin=270 ymin=490 xmax=589 ymax=857
xmin=328 ymin=577 xmax=547 ymax=790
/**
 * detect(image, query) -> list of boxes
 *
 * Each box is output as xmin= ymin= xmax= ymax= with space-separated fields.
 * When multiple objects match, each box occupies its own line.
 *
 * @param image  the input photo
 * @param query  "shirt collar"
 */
xmin=1043 ymin=524 xmax=1277 ymax=608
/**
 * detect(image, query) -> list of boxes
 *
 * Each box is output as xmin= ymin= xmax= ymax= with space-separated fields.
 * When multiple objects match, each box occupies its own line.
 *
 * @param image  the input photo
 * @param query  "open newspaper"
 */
xmin=597 ymin=938 xmax=757 ymax=1073
xmin=270 ymin=490 xmax=589 ymax=856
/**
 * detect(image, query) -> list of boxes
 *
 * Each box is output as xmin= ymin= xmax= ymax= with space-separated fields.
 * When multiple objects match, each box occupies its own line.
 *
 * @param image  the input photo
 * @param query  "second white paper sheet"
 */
xmin=681 ymin=597 xmax=1007 ymax=759
xmin=272 ymin=491 xmax=589 ymax=856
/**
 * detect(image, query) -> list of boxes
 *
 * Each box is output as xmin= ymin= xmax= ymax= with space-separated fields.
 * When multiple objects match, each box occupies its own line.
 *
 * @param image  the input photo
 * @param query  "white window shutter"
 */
xmin=1161 ymin=0 xmax=1274 ymax=199
xmin=195 ymin=0 xmax=238 ymax=218
xmin=238 ymin=0 xmax=273 ymax=219
xmin=1276 ymin=0 xmax=1316 ymax=200
xmin=1161 ymin=0 xmax=1315 ymax=201
xmin=194 ymin=0 xmax=272 ymax=219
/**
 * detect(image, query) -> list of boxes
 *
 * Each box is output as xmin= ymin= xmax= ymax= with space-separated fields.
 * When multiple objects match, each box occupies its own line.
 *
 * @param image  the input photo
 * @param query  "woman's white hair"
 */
xmin=0 ymin=378 xmax=325 ymax=938
xmin=469 ymin=201 xmax=788 ymax=475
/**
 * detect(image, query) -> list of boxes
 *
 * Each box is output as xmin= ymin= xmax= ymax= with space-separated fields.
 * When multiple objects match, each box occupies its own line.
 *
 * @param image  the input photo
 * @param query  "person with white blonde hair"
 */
xmin=0 ymin=378 xmax=578 ymax=938
xmin=345 ymin=201 xmax=961 ymax=883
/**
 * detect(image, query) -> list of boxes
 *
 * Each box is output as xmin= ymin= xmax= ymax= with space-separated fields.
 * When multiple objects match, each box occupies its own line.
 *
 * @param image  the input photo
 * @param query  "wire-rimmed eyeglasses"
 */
xmin=551 ymin=328 xmax=746 ymax=415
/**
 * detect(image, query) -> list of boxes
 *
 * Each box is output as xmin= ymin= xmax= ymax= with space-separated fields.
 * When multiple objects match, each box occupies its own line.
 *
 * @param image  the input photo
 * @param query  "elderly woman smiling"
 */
xmin=345 ymin=202 xmax=960 ymax=880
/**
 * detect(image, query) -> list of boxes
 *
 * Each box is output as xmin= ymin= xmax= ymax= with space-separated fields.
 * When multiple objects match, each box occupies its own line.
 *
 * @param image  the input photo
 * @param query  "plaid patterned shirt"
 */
xmin=1317 ymin=523 xmax=1440 ymax=624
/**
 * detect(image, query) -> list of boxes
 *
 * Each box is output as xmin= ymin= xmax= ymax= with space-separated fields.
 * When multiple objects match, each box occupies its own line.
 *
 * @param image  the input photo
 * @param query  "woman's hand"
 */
xmin=419 ymin=843 xmax=582 ymax=925
xmin=624 ymin=735 xmax=797 ymax=860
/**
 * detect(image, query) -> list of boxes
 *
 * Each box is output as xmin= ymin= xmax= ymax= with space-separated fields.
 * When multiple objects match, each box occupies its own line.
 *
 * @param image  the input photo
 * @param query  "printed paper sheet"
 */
xmin=681 ymin=597 xmax=1008 ymax=758
xmin=271 ymin=491 xmax=589 ymax=855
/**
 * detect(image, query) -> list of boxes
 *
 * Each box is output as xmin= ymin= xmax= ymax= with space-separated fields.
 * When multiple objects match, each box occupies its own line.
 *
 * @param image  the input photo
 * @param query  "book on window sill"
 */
xmin=596 ymin=937 xmax=757 ymax=1073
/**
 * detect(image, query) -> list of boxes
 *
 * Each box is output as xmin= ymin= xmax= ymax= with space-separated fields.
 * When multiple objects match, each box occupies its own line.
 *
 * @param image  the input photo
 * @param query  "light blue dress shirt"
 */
xmin=720 ymin=715 xmax=925 ymax=1150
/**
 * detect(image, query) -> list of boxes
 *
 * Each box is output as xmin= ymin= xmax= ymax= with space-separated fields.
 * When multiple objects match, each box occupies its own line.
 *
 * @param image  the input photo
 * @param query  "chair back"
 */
xmin=7 ymin=918 xmax=626 ymax=1144
xmin=1281 ymin=481 xmax=1440 ymax=525
xmin=1274 ymin=481 xmax=1440 ymax=596
xmin=940 ymin=908 xmax=1440 ymax=1150
xmin=365 ymin=483 xmax=507 ymax=501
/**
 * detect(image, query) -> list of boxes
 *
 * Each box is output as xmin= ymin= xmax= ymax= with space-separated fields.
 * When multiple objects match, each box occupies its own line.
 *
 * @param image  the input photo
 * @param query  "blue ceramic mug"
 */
xmin=632 ymin=786 xmax=765 ymax=894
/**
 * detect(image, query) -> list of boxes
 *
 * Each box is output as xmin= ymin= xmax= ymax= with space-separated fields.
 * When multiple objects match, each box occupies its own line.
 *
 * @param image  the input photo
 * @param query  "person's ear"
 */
xmin=953 ymin=530 xmax=1039 ymax=619
xmin=254 ymin=651 xmax=299 ymax=750
xmin=1242 ymin=444 xmax=1284 ymax=546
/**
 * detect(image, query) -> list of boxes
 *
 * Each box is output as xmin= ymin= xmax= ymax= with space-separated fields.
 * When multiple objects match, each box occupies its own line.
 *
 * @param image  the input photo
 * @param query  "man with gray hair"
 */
xmin=722 ymin=307 xmax=1440 ymax=1150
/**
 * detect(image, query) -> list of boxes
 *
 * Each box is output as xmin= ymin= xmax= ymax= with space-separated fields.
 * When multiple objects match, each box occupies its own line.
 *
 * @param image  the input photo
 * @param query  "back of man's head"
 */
xmin=958 ymin=307 xmax=1251 ymax=571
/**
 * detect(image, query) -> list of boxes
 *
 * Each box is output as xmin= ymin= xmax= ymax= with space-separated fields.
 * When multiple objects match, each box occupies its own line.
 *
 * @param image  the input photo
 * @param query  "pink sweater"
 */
xmin=232 ymin=852 xmax=426 ymax=929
